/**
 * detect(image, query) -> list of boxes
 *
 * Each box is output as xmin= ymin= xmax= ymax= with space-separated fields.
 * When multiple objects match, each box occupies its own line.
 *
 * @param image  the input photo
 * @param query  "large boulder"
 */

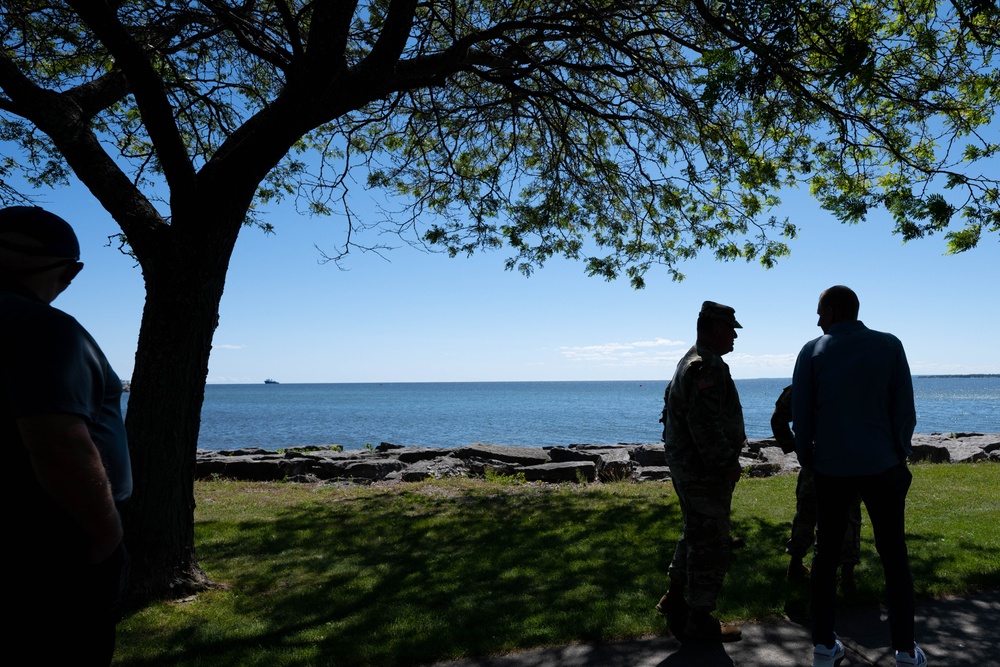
xmin=463 ymin=457 xmax=525 ymax=477
xmin=755 ymin=447 xmax=801 ymax=474
xmin=547 ymin=447 xmax=602 ymax=463
xmin=745 ymin=438 xmax=776 ymax=454
xmin=630 ymin=444 xmax=667 ymax=467
xmin=342 ymin=459 xmax=406 ymax=482
xmin=453 ymin=443 xmax=551 ymax=466
xmin=304 ymin=457 xmax=356 ymax=479
xmin=739 ymin=456 xmax=783 ymax=478
xmin=518 ymin=461 xmax=596 ymax=483
xmin=397 ymin=447 xmax=457 ymax=463
xmin=398 ymin=457 xmax=469 ymax=482
xmin=197 ymin=453 xmax=313 ymax=481
xmin=909 ymin=434 xmax=953 ymax=463
xmin=636 ymin=466 xmax=672 ymax=482
xmin=594 ymin=448 xmax=633 ymax=482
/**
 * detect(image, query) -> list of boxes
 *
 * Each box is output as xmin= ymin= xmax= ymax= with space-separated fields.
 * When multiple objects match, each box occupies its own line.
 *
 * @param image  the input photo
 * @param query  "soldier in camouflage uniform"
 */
xmin=772 ymin=386 xmax=862 ymax=589
xmin=655 ymin=301 xmax=745 ymax=643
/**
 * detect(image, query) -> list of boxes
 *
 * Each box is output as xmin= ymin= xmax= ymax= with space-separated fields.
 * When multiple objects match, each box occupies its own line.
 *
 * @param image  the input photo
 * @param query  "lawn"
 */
xmin=115 ymin=463 xmax=1000 ymax=666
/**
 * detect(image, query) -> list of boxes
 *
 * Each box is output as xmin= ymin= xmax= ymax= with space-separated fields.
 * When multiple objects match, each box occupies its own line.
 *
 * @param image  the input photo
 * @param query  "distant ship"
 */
xmin=264 ymin=378 xmax=279 ymax=384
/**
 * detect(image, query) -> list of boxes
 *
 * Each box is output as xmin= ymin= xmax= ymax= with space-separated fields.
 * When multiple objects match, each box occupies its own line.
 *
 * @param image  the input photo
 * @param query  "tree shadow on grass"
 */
xmin=725 ymin=508 xmax=1000 ymax=630
xmin=116 ymin=480 xmax=999 ymax=667
xmin=120 ymin=484 xmax=683 ymax=666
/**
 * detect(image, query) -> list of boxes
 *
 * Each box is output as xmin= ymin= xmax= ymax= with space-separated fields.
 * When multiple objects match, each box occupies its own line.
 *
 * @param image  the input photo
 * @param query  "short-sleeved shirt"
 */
xmin=2 ymin=283 xmax=131 ymax=554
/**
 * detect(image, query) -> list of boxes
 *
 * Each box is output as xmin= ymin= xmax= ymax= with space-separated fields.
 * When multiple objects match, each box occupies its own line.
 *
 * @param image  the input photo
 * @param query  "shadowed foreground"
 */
xmin=436 ymin=589 xmax=1000 ymax=666
xmin=115 ymin=464 xmax=1000 ymax=666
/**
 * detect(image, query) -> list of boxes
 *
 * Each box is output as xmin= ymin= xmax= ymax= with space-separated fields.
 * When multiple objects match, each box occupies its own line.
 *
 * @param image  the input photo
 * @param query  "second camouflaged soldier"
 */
xmin=656 ymin=301 xmax=746 ymax=643
xmin=772 ymin=385 xmax=862 ymax=589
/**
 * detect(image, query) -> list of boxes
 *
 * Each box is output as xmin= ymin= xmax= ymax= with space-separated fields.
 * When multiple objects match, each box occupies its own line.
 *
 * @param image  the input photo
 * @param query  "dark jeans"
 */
xmin=812 ymin=463 xmax=914 ymax=652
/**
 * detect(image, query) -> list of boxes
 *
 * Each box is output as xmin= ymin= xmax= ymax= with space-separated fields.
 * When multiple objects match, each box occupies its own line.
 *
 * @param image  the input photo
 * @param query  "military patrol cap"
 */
xmin=699 ymin=301 xmax=742 ymax=328
xmin=0 ymin=206 xmax=80 ymax=260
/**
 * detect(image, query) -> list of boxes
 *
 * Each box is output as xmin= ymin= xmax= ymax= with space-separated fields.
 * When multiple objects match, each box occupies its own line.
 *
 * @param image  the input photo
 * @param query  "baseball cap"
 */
xmin=700 ymin=301 xmax=742 ymax=328
xmin=0 ymin=206 xmax=80 ymax=260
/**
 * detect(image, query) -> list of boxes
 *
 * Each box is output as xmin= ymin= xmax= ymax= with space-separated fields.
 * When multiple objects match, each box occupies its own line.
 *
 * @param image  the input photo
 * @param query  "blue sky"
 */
xmin=31 ymin=170 xmax=998 ymax=384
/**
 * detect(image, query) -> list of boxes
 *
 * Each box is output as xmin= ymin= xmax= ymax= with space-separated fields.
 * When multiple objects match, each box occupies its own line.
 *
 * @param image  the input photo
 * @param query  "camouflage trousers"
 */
xmin=786 ymin=466 xmax=862 ymax=565
xmin=667 ymin=468 xmax=733 ymax=612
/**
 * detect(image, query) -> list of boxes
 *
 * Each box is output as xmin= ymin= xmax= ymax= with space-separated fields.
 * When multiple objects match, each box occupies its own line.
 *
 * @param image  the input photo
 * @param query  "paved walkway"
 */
xmin=434 ymin=589 xmax=998 ymax=666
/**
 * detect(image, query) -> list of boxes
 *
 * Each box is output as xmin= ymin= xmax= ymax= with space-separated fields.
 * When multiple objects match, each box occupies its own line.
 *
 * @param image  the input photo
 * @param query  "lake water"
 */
xmin=177 ymin=376 xmax=999 ymax=451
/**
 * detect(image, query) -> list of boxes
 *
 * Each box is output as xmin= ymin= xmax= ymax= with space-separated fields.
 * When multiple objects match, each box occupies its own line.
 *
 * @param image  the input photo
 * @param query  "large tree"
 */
xmin=1 ymin=0 xmax=996 ymax=601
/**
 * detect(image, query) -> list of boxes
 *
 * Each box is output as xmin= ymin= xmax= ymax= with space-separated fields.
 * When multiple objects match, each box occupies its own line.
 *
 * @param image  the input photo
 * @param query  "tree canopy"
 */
xmin=1 ymin=0 xmax=997 ymax=600
xmin=4 ymin=1 xmax=997 ymax=283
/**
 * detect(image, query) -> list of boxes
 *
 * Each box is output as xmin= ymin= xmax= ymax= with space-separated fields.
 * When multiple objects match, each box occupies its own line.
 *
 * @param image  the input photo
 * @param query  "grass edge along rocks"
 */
xmin=196 ymin=433 xmax=1000 ymax=485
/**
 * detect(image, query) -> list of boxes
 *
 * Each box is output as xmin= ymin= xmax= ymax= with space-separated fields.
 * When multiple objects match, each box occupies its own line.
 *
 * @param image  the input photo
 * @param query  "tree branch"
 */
xmin=357 ymin=0 xmax=419 ymax=75
xmin=0 ymin=50 xmax=167 ymax=255
xmin=65 ymin=0 xmax=197 ymax=204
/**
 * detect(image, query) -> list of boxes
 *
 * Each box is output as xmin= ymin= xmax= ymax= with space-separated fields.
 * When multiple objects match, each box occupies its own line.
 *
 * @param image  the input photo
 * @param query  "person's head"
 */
xmin=696 ymin=300 xmax=741 ymax=356
xmin=816 ymin=285 xmax=859 ymax=333
xmin=0 ymin=206 xmax=82 ymax=304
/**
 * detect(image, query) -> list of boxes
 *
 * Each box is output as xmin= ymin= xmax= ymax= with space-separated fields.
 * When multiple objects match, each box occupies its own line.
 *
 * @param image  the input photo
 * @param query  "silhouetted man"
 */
xmin=656 ymin=301 xmax=745 ymax=643
xmin=792 ymin=286 xmax=925 ymax=667
xmin=1 ymin=206 xmax=131 ymax=665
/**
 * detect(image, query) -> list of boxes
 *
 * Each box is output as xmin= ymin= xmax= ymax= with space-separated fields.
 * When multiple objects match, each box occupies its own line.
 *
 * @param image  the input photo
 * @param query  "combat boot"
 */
xmin=655 ymin=582 xmax=689 ymax=639
xmin=683 ymin=609 xmax=742 ymax=643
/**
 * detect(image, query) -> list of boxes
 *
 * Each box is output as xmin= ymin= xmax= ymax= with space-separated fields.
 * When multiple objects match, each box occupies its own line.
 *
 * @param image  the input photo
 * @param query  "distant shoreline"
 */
xmin=914 ymin=374 xmax=999 ymax=379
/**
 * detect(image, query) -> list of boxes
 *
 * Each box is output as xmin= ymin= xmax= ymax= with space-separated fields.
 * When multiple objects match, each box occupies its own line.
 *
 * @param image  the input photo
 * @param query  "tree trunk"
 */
xmin=120 ymin=235 xmax=233 ymax=603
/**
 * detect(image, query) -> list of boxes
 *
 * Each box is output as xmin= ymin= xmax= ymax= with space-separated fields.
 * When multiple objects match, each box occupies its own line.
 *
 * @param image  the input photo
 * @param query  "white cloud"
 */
xmin=559 ymin=338 xmax=687 ymax=366
xmin=214 ymin=344 xmax=246 ymax=350
xmin=556 ymin=339 xmax=801 ymax=377
xmin=725 ymin=352 xmax=798 ymax=368
xmin=207 ymin=375 xmax=254 ymax=384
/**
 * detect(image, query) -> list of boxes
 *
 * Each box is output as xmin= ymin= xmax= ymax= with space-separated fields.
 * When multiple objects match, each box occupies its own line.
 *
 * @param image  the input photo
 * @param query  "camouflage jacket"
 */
xmin=662 ymin=343 xmax=745 ymax=475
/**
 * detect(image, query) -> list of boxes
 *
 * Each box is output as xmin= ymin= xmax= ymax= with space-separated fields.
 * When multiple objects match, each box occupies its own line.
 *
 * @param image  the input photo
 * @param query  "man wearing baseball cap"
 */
xmin=0 ymin=206 xmax=132 ymax=664
xmin=656 ymin=301 xmax=747 ymax=642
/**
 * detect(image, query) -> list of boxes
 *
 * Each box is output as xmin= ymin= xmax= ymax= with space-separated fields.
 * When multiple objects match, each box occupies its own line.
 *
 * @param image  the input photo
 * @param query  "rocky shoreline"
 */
xmin=196 ymin=433 xmax=1000 ymax=485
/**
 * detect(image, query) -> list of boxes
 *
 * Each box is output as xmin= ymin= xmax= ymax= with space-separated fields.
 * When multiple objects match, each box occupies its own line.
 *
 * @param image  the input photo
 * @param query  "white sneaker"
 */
xmin=895 ymin=644 xmax=927 ymax=666
xmin=813 ymin=638 xmax=846 ymax=666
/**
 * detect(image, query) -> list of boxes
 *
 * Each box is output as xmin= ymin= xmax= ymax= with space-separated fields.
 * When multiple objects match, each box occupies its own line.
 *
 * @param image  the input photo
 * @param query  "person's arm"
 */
xmin=891 ymin=340 xmax=917 ymax=460
xmin=771 ymin=414 xmax=795 ymax=454
xmin=18 ymin=413 xmax=123 ymax=564
xmin=771 ymin=386 xmax=795 ymax=453
xmin=791 ymin=347 xmax=816 ymax=470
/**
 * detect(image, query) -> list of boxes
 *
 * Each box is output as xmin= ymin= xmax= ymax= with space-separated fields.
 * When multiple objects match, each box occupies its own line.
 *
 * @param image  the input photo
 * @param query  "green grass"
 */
xmin=115 ymin=463 xmax=1000 ymax=666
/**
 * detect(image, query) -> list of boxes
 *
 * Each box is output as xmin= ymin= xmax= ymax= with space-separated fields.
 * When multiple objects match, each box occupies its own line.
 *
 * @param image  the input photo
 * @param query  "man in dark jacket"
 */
xmin=793 ymin=285 xmax=925 ymax=667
